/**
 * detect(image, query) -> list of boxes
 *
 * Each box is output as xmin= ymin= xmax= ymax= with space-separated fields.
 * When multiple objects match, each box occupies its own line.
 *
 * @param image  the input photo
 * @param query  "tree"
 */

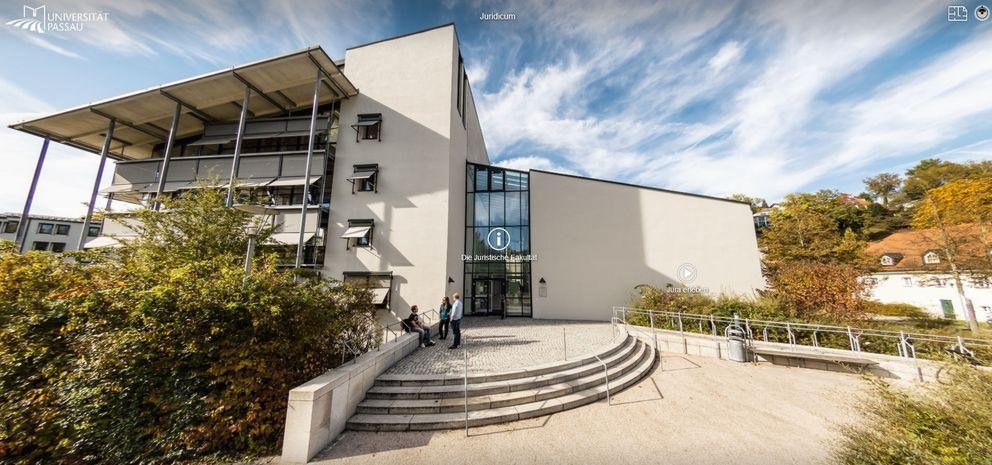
xmin=767 ymin=260 xmax=871 ymax=321
xmin=728 ymin=193 xmax=767 ymax=214
xmin=911 ymin=176 xmax=992 ymax=333
xmin=902 ymin=158 xmax=992 ymax=201
xmin=863 ymin=172 xmax=901 ymax=207
xmin=759 ymin=193 xmax=868 ymax=266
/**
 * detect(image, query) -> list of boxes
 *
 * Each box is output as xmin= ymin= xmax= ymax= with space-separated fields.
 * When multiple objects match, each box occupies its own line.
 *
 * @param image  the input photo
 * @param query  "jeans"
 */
xmin=411 ymin=326 xmax=431 ymax=345
xmin=450 ymin=318 xmax=462 ymax=347
xmin=439 ymin=319 xmax=450 ymax=338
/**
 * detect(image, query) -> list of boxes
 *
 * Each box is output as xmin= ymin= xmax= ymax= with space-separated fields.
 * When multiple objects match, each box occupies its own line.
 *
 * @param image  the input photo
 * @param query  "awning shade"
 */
xmin=83 ymin=236 xmax=125 ymax=248
xmin=143 ymin=181 xmax=193 ymax=193
xmin=9 ymin=46 xmax=357 ymax=160
xmin=266 ymin=176 xmax=322 ymax=187
xmin=267 ymin=232 xmax=315 ymax=245
xmin=340 ymin=226 xmax=372 ymax=239
xmin=229 ymin=177 xmax=276 ymax=188
xmin=187 ymin=136 xmax=234 ymax=146
xmin=100 ymin=183 xmax=150 ymax=194
xmin=352 ymin=120 xmax=380 ymax=127
xmin=346 ymin=171 xmax=375 ymax=181
xmin=370 ymin=288 xmax=389 ymax=305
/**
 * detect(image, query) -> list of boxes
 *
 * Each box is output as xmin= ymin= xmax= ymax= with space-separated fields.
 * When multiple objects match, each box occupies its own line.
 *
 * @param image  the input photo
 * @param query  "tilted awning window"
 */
xmin=351 ymin=113 xmax=382 ymax=142
xmin=266 ymin=232 xmax=316 ymax=245
xmin=346 ymin=163 xmax=379 ymax=194
xmin=228 ymin=177 xmax=276 ymax=188
xmin=265 ymin=175 xmax=323 ymax=187
xmin=340 ymin=226 xmax=372 ymax=239
xmin=370 ymin=288 xmax=389 ymax=305
xmin=100 ymin=183 xmax=151 ymax=194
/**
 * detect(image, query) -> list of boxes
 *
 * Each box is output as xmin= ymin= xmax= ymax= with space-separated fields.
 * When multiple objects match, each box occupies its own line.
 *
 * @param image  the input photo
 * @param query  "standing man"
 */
xmin=448 ymin=293 xmax=463 ymax=349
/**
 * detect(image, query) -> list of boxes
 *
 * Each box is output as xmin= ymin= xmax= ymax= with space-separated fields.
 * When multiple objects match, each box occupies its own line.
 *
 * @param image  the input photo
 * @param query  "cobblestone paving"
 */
xmin=386 ymin=317 xmax=616 ymax=375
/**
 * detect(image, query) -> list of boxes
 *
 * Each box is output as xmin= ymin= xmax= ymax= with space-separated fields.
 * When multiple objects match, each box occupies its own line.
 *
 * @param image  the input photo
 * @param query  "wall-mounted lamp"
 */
xmin=539 ymin=277 xmax=546 ymax=284
xmin=448 ymin=276 xmax=455 ymax=284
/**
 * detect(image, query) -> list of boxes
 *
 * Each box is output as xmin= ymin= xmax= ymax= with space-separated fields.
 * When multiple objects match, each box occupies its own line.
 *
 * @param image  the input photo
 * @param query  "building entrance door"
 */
xmin=470 ymin=277 xmax=506 ymax=316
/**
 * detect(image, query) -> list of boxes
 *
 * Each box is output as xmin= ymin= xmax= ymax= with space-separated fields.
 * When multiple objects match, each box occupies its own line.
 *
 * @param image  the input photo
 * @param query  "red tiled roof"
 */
xmin=867 ymin=224 xmax=991 ymax=271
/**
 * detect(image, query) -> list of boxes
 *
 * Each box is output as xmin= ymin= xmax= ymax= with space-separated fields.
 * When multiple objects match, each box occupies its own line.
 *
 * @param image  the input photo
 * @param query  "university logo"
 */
xmin=6 ymin=5 xmax=46 ymax=34
xmin=5 ymin=4 xmax=108 ymax=33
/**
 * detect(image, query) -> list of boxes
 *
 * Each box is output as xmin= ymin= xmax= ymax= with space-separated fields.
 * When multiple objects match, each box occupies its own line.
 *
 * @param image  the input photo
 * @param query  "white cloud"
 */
xmin=495 ymin=156 xmax=578 ymax=175
xmin=707 ymin=41 xmax=742 ymax=73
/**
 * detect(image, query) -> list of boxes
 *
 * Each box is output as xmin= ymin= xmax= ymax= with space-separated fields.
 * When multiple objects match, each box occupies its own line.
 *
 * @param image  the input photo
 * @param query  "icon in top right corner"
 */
xmin=977 ymin=5 xmax=990 ymax=21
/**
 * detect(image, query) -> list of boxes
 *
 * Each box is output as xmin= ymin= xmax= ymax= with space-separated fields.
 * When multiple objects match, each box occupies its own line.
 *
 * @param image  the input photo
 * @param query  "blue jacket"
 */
xmin=439 ymin=303 xmax=452 ymax=320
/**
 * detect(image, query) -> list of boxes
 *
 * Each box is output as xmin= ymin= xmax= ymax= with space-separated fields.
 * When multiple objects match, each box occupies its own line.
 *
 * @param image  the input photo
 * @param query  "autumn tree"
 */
xmin=911 ymin=176 xmax=992 ymax=332
xmin=902 ymin=158 xmax=992 ymax=201
xmin=728 ymin=193 xmax=767 ymax=213
xmin=863 ymin=172 xmax=901 ymax=207
xmin=759 ymin=192 xmax=869 ymax=266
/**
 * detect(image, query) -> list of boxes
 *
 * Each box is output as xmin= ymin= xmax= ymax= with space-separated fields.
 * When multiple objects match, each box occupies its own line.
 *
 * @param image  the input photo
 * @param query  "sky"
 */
xmin=1 ymin=0 xmax=991 ymax=218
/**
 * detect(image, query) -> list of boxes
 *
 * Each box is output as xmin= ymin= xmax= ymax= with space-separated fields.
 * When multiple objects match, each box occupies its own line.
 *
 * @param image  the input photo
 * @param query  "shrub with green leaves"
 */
xmin=0 ymin=189 xmax=374 ymax=464
xmin=839 ymin=365 xmax=992 ymax=465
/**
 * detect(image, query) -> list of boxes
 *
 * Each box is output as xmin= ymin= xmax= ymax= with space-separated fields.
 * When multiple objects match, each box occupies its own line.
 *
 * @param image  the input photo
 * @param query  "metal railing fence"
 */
xmin=613 ymin=306 xmax=992 ymax=364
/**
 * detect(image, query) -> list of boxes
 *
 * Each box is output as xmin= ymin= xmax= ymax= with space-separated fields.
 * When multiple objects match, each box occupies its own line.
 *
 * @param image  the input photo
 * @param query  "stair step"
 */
xmin=357 ymin=341 xmax=649 ymax=414
xmin=374 ymin=328 xmax=631 ymax=386
xmin=347 ymin=340 xmax=656 ymax=431
xmin=365 ymin=336 xmax=638 ymax=400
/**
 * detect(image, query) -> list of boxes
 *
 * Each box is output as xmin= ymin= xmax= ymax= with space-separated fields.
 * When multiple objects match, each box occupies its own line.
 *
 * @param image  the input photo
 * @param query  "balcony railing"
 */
xmin=108 ymin=151 xmax=326 ymax=195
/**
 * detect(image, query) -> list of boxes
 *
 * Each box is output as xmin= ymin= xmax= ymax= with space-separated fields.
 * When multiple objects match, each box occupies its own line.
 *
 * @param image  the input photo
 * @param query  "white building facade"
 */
xmin=9 ymin=24 xmax=764 ymax=323
xmin=0 ymin=213 xmax=99 ymax=253
xmin=865 ymin=226 xmax=992 ymax=322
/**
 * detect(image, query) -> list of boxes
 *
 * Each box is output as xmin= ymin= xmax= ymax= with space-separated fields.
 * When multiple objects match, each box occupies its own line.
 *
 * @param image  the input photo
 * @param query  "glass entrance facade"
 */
xmin=464 ymin=163 xmax=532 ymax=316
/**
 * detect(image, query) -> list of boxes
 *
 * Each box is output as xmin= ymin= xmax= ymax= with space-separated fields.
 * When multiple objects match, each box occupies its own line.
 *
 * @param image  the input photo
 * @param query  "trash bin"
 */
xmin=726 ymin=326 xmax=749 ymax=363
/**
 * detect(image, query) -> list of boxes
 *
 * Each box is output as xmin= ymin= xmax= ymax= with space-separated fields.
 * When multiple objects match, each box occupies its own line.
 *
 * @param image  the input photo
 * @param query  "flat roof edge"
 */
xmin=346 ymin=23 xmax=456 ymax=51
xmin=529 ymin=169 xmax=751 ymax=206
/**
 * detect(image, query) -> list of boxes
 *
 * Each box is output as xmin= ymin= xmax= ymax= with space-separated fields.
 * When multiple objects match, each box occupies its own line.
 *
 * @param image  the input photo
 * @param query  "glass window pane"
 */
xmin=491 ymin=170 xmax=504 ymax=191
xmin=520 ymin=194 xmax=529 ymax=226
xmin=467 ymin=165 xmax=476 ymax=193
xmin=506 ymin=191 xmax=521 ymax=226
xmin=475 ymin=166 xmax=488 ymax=191
xmin=520 ymin=227 xmax=530 ymax=254
xmin=466 ymin=193 xmax=475 ymax=227
xmin=520 ymin=173 xmax=529 ymax=191
xmin=474 ymin=193 xmax=490 ymax=226
xmin=489 ymin=192 xmax=505 ymax=226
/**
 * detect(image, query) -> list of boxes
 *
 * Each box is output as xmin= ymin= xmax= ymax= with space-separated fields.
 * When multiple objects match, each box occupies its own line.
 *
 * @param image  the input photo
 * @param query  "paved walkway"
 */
xmin=306 ymin=353 xmax=868 ymax=465
xmin=385 ymin=317 xmax=616 ymax=375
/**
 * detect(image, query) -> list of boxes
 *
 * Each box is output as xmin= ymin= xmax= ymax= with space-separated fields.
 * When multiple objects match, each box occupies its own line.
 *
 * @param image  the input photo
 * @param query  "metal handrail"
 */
xmin=594 ymin=353 xmax=611 ymax=405
xmin=464 ymin=346 xmax=469 ymax=436
xmin=613 ymin=306 xmax=992 ymax=361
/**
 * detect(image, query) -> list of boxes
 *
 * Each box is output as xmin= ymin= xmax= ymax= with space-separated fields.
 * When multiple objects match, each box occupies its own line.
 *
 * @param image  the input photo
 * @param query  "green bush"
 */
xmin=0 ymin=189 xmax=374 ymax=464
xmin=839 ymin=365 xmax=992 ymax=465
xmin=862 ymin=300 xmax=929 ymax=319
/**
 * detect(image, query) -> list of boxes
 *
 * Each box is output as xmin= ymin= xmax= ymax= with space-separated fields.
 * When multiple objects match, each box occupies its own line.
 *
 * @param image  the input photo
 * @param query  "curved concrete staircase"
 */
xmin=346 ymin=329 xmax=655 ymax=431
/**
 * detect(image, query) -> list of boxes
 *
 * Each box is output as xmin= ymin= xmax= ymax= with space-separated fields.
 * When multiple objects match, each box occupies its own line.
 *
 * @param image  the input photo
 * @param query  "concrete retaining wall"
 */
xmin=281 ymin=324 xmax=435 ymax=463
xmin=627 ymin=325 xmax=941 ymax=383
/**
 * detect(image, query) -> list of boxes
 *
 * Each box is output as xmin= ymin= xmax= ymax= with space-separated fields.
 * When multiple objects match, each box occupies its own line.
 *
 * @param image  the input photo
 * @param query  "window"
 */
xmin=347 ymin=164 xmax=378 ymax=194
xmin=37 ymin=223 xmax=54 ymax=234
xmin=87 ymin=226 xmax=101 ymax=237
xmin=50 ymin=243 xmax=66 ymax=253
xmin=880 ymin=256 xmax=895 ymax=266
xmin=2 ymin=221 xmax=17 ymax=234
xmin=984 ymin=306 xmax=992 ymax=324
xmin=32 ymin=241 xmax=49 ymax=251
xmin=55 ymin=224 xmax=71 ymax=235
xmin=343 ymin=272 xmax=392 ymax=309
xmin=341 ymin=219 xmax=374 ymax=249
xmin=923 ymin=251 xmax=941 ymax=264
xmin=456 ymin=55 xmax=466 ymax=127
xmin=351 ymin=113 xmax=382 ymax=142
xmin=902 ymin=277 xmax=913 ymax=287
xmin=863 ymin=277 xmax=878 ymax=286
xmin=972 ymin=278 xmax=990 ymax=288
xmin=933 ymin=278 xmax=947 ymax=287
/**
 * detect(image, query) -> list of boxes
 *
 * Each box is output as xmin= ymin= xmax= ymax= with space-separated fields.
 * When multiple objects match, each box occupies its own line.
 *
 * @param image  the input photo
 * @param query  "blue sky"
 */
xmin=1 ymin=0 xmax=991 ymax=217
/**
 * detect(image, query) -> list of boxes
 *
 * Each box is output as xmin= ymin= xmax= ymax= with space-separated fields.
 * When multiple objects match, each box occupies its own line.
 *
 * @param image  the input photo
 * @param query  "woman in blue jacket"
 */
xmin=438 ymin=296 xmax=452 ymax=339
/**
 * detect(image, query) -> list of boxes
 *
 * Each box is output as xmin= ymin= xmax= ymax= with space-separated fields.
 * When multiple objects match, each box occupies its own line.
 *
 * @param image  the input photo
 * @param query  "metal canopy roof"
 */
xmin=8 ymin=46 xmax=357 ymax=161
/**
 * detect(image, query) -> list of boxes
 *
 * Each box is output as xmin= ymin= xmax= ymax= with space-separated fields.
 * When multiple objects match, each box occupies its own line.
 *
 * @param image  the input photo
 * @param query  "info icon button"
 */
xmin=977 ymin=5 xmax=990 ymax=21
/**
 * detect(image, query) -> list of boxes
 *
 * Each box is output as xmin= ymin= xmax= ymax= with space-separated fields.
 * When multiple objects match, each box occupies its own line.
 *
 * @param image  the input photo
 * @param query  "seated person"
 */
xmin=406 ymin=305 xmax=435 ymax=348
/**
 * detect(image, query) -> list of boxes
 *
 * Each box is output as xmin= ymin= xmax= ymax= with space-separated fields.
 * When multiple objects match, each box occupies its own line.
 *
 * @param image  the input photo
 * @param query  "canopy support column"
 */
xmin=295 ymin=68 xmax=322 ymax=269
xmin=225 ymin=86 xmax=251 ymax=207
xmin=78 ymin=120 xmax=115 ymax=250
xmin=153 ymin=102 xmax=182 ymax=210
xmin=14 ymin=137 xmax=50 ymax=253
